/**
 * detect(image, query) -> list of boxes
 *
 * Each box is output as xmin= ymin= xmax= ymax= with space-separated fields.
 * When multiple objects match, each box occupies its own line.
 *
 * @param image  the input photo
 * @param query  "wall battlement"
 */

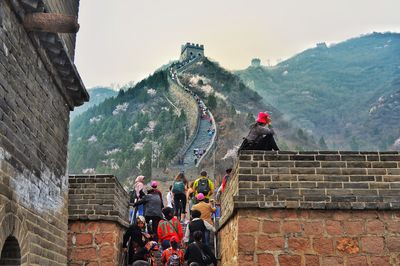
xmin=180 ymin=42 xmax=205 ymax=61
xmin=68 ymin=175 xmax=130 ymax=265
xmin=219 ymin=150 xmax=400 ymax=265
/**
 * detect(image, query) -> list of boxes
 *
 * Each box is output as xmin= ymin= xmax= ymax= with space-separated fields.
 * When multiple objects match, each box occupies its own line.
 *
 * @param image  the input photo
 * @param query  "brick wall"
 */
xmin=168 ymin=78 xmax=200 ymax=137
xmin=68 ymin=221 xmax=125 ymax=266
xmin=68 ymin=175 xmax=130 ymax=265
xmin=219 ymin=151 xmax=400 ymax=265
xmin=230 ymin=209 xmax=400 ymax=266
xmin=0 ymin=0 xmax=86 ymax=264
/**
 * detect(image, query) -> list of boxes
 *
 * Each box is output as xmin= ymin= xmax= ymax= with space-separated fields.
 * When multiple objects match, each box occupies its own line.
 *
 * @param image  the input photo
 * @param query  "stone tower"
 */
xmin=180 ymin=42 xmax=204 ymax=61
xmin=0 ymin=0 xmax=88 ymax=265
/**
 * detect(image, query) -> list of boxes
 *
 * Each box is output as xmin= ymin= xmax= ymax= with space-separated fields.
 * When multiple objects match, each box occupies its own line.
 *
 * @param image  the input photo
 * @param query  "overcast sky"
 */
xmin=75 ymin=0 xmax=400 ymax=89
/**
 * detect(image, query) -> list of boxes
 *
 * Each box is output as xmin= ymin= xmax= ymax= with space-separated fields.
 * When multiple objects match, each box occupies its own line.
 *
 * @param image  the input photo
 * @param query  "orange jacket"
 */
xmin=157 ymin=217 xmax=183 ymax=242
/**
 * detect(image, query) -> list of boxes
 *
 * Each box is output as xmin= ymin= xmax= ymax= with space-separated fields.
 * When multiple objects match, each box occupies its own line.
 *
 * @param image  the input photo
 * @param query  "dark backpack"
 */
xmin=167 ymin=249 xmax=181 ymax=266
xmin=172 ymin=181 xmax=185 ymax=194
xmin=196 ymin=178 xmax=210 ymax=195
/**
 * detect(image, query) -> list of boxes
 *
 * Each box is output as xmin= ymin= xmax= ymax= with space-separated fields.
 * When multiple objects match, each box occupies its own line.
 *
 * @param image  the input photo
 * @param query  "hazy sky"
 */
xmin=75 ymin=0 xmax=400 ymax=89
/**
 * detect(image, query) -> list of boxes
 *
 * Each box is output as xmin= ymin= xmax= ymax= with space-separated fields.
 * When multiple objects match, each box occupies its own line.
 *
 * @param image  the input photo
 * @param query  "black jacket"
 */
xmin=184 ymin=241 xmax=217 ymax=266
xmin=122 ymin=224 xmax=147 ymax=264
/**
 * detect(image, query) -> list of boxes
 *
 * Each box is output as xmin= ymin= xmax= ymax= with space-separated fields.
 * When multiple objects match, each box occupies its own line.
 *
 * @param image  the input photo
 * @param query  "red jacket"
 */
xmin=157 ymin=217 xmax=183 ymax=242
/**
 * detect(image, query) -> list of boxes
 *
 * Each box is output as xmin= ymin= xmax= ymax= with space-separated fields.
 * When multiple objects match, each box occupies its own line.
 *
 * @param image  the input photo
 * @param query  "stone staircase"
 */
xmin=168 ymin=60 xmax=217 ymax=169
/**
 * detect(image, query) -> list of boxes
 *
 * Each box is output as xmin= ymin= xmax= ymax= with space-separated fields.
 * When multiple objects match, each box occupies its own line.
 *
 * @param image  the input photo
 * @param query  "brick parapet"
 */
xmin=68 ymin=175 xmax=130 ymax=228
xmin=220 ymin=150 xmax=400 ymax=224
xmin=231 ymin=209 xmax=400 ymax=266
xmin=68 ymin=221 xmax=125 ymax=266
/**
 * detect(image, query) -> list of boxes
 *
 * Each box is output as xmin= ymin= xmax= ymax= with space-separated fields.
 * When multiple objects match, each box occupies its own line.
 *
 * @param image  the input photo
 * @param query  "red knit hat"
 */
xmin=256 ymin=112 xmax=271 ymax=124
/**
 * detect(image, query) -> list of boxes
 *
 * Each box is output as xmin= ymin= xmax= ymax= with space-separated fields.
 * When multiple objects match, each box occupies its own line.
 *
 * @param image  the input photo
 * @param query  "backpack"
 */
xmin=172 ymin=181 xmax=185 ymax=194
xmin=167 ymin=249 xmax=181 ymax=266
xmin=196 ymin=178 xmax=210 ymax=195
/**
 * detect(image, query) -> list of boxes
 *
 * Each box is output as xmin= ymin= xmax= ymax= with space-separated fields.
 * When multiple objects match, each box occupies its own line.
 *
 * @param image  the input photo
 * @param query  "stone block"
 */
xmin=313 ymin=238 xmax=334 ymax=254
xmin=257 ymin=236 xmax=284 ymax=251
xmin=361 ymin=236 xmax=384 ymax=253
xmin=278 ymin=255 xmax=301 ymax=266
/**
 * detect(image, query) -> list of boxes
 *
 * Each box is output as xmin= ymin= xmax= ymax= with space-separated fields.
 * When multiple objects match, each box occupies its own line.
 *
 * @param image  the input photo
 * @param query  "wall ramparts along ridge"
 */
xmin=68 ymin=175 xmax=130 ymax=265
xmin=219 ymin=150 xmax=400 ymax=265
xmin=0 ymin=0 xmax=87 ymax=265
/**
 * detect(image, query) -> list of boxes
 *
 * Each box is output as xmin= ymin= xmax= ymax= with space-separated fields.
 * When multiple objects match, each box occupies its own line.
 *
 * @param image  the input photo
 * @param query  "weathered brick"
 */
xmin=239 ymin=235 xmax=255 ymax=252
xmin=361 ymin=236 xmax=384 ymax=253
xmin=321 ymin=256 xmax=344 ymax=265
xmin=386 ymin=237 xmax=400 ymax=252
xmin=366 ymin=220 xmax=385 ymax=234
xmin=313 ymin=238 xmax=334 ymax=254
xmin=71 ymin=247 xmax=97 ymax=261
xmin=303 ymin=221 xmax=324 ymax=235
xmin=76 ymin=233 xmax=93 ymax=246
xmin=281 ymin=221 xmax=302 ymax=233
xmin=238 ymin=217 xmax=259 ymax=233
xmin=288 ymin=237 xmax=311 ymax=252
xmin=278 ymin=255 xmax=301 ymax=266
xmin=257 ymin=254 xmax=275 ymax=266
xmin=262 ymin=221 xmax=280 ymax=233
xmin=99 ymin=245 xmax=115 ymax=259
xmin=343 ymin=221 xmax=365 ymax=235
xmin=257 ymin=236 xmax=284 ymax=251
xmin=304 ymin=255 xmax=319 ymax=266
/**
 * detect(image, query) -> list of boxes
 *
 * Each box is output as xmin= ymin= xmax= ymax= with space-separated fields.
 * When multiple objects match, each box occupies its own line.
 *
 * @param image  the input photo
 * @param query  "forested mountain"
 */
xmin=178 ymin=58 xmax=320 ymax=173
xmin=68 ymin=71 xmax=186 ymax=180
xmin=70 ymin=87 xmax=117 ymax=121
xmin=237 ymin=32 xmax=400 ymax=150
xmin=69 ymin=58 xmax=323 ymax=183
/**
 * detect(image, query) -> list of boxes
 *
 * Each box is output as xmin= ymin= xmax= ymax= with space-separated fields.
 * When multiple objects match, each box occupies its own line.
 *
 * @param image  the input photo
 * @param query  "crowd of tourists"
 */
xmin=123 ymin=170 xmax=230 ymax=266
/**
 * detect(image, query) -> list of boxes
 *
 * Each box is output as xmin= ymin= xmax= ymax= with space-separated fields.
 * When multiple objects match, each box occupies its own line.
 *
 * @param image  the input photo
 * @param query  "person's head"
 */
xmin=193 ymin=231 xmax=203 ymax=242
xmin=162 ymin=207 xmax=174 ymax=220
xmin=175 ymin=172 xmax=187 ymax=183
xmin=170 ymin=236 xmax=179 ymax=250
xmin=196 ymin=193 xmax=205 ymax=202
xmin=200 ymin=171 xmax=207 ymax=177
xmin=256 ymin=112 xmax=271 ymax=125
xmin=226 ymin=168 xmax=232 ymax=174
xmin=136 ymin=215 xmax=146 ymax=229
xmin=191 ymin=209 xmax=201 ymax=219
xmin=135 ymin=175 xmax=145 ymax=183
xmin=151 ymin=181 xmax=158 ymax=188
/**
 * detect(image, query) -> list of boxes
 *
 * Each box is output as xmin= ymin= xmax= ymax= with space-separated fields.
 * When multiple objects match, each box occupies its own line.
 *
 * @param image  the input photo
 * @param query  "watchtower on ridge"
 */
xmin=180 ymin=42 xmax=204 ymax=61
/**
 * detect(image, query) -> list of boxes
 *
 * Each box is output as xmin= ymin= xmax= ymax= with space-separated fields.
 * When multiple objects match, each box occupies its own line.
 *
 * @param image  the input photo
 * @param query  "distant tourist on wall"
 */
xmin=239 ymin=112 xmax=279 ymax=151
xmin=193 ymin=171 xmax=215 ymax=203
xmin=172 ymin=172 xmax=189 ymax=221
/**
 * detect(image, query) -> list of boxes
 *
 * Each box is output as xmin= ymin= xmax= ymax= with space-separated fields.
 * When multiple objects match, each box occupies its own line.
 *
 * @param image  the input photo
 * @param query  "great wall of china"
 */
xmin=1 ymin=1 xmax=400 ymax=265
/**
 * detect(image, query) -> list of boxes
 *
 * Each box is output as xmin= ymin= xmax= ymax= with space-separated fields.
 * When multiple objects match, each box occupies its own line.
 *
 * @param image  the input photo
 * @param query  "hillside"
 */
xmin=178 ymin=58 xmax=320 ymax=173
xmin=70 ymin=87 xmax=117 ymax=121
xmin=68 ymin=71 xmax=186 ymax=180
xmin=237 ymin=32 xmax=400 ymax=150
xmin=69 ymin=58 xmax=322 ymax=183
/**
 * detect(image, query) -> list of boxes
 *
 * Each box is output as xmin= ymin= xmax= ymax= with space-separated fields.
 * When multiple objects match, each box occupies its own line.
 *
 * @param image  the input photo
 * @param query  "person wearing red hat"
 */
xmin=239 ymin=111 xmax=279 ymax=151
xmin=161 ymin=236 xmax=185 ymax=266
